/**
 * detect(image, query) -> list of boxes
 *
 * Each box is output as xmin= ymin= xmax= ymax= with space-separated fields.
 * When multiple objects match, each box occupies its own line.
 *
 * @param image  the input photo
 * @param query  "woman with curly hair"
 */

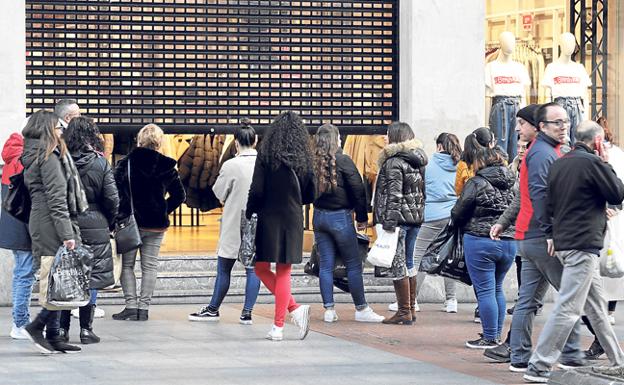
xmin=246 ymin=111 xmax=315 ymax=341
xmin=312 ymin=124 xmax=384 ymax=323
xmin=59 ymin=117 xmax=119 ymax=344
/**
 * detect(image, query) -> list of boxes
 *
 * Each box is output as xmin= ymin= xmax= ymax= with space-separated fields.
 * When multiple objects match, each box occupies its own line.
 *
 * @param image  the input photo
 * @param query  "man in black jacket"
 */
xmin=524 ymin=121 xmax=624 ymax=383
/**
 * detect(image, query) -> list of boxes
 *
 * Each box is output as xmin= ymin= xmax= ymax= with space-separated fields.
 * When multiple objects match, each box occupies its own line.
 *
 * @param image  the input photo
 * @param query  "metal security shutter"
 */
xmin=26 ymin=0 xmax=399 ymax=134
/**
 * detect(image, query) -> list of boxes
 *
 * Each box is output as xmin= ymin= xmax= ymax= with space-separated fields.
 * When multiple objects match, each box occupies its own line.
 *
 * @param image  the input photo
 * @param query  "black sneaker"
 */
xmin=509 ymin=362 xmax=529 ymax=372
xmin=506 ymin=305 xmax=515 ymax=315
xmin=558 ymin=358 xmax=589 ymax=370
xmin=188 ymin=306 xmax=219 ymax=322
xmin=50 ymin=340 xmax=82 ymax=354
xmin=474 ymin=307 xmax=481 ymax=323
xmin=239 ymin=310 xmax=253 ymax=325
xmin=585 ymin=339 xmax=605 ymax=360
xmin=465 ymin=336 xmax=498 ymax=349
xmin=523 ymin=366 xmax=550 ymax=383
xmin=24 ymin=324 xmax=56 ymax=354
xmin=483 ymin=342 xmax=511 ymax=363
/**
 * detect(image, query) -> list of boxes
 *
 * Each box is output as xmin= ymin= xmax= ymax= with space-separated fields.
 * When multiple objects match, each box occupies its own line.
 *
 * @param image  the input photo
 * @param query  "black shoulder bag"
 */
xmin=114 ymin=159 xmax=142 ymax=254
xmin=2 ymin=171 xmax=31 ymax=223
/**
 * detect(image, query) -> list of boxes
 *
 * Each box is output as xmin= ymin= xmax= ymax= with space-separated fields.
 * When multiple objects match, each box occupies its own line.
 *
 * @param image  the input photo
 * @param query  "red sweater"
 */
xmin=1 ymin=133 xmax=24 ymax=185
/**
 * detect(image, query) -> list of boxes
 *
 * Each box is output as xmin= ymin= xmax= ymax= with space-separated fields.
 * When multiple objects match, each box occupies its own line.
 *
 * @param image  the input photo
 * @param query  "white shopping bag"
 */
xmin=367 ymin=224 xmax=399 ymax=268
xmin=600 ymin=214 xmax=624 ymax=279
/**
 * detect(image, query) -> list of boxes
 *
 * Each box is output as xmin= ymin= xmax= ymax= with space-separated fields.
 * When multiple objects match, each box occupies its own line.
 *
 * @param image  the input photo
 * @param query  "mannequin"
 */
xmin=485 ymin=32 xmax=531 ymax=160
xmin=542 ymin=32 xmax=591 ymax=144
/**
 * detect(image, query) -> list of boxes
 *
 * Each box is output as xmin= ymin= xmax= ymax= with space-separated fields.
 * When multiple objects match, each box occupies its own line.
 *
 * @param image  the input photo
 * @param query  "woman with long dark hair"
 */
xmin=22 ymin=110 xmax=85 ymax=354
xmin=451 ymin=147 xmax=516 ymax=349
xmin=246 ymin=111 xmax=315 ymax=341
xmin=188 ymin=119 xmax=261 ymax=324
xmin=455 ymin=127 xmax=496 ymax=195
xmin=374 ymin=121 xmax=427 ymax=325
xmin=59 ymin=117 xmax=119 ymax=344
xmin=312 ymin=124 xmax=384 ymax=323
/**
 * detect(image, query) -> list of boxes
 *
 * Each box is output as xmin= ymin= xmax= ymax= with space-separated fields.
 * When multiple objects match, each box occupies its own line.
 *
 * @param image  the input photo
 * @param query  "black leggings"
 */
xmin=582 ymin=301 xmax=617 ymax=337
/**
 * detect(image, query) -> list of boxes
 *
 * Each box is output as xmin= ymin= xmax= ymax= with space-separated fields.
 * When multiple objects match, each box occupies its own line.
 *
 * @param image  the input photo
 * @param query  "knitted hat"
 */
xmin=516 ymin=104 xmax=540 ymax=128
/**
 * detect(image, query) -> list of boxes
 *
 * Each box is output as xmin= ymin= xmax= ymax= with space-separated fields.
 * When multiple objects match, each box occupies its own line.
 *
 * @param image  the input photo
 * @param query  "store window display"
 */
xmin=485 ymin=32 xmax=531 ymax=161
xmin=542 ymin=32 xmax=591 ymax=145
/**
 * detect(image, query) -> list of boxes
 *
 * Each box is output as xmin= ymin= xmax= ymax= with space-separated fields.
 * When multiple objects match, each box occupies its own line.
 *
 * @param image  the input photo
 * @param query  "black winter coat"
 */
xmin=547 ymin=143 xmax=624 ymax=253
xmin=246 ymin=160 xmax=315 ymax=264
xmin=115 ymin=147 xmax=185 ymax=230
xmin=451 ymin=165 xmax=516 ymax=238
xmin=373 ymin=139 xmax=428 ymax=231
xmin=73 ymin=150 xmax=119 ymax=289
xmin=22 ymin=139 xmax=81 ymax=257
xmin=313 ymin=151 xmax=368 ymax=223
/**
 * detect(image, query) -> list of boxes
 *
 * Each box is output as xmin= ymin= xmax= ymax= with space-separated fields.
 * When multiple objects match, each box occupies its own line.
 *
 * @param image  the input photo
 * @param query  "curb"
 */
xmin=549 ymin=368 xmax=624 ymax=385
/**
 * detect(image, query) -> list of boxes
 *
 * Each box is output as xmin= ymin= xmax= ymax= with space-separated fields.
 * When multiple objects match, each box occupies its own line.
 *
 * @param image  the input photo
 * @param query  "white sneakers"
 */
xmin=71 ymin=307 xmax=105 ymax=318
xmin=266 ymin=325 xmax=284 ymax=341
xmin=355 ymin=307 xmax=385 ymax=323
xmin=444 ymin=299 xmax=458 ymax=313
xmin=388 ymin=302 xmax=398 ymax=312
xmin=324 ymin=309 xmax=338 ymax=323
xmin=10 ymin=324 xmax=30 ymax=340
xmin=290 ymin=305 xmax=311 ymax=340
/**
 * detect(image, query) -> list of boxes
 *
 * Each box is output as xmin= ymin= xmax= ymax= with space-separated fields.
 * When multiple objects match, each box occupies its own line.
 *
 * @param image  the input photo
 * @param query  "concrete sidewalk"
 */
xmin=1 ymin=304 xmax=499 ymax=385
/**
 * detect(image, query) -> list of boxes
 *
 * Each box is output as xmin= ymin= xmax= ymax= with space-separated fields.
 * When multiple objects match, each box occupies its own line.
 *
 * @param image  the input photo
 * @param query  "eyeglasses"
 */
xmin=542 ymin=119 xmax=571 ymax=129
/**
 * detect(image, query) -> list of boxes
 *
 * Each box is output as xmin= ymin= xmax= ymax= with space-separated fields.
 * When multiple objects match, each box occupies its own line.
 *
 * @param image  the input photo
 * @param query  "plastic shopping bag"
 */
xmin=367 ymin=224 xmax=399 ymax=268
xmin=600 ymin=214 xmax=624 ymax=278
xmin=238 ymin=210 xmax=257 ymax=268
xmin=47 ymin=245 xmax=93 ymax=307
xmin=420 ymin=222 xmax=471 ymax=286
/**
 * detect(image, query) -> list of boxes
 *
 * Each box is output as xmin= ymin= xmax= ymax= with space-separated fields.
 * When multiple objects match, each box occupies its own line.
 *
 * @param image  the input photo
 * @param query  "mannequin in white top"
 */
xmin=485 ymin=32 xmax=530 ymax=124
xmin=542 ymin=32 xmax=590 ymax=120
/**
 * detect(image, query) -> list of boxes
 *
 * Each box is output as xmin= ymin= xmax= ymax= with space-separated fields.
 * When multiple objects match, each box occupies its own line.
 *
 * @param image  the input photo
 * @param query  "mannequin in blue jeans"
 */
xmin=312 ymin=123 xmax=384 ymax=323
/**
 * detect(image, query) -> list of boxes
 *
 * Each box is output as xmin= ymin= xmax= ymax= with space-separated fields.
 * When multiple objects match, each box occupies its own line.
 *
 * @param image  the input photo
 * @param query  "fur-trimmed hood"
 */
xmin=377 ymin=138 xmax=427 ymax=169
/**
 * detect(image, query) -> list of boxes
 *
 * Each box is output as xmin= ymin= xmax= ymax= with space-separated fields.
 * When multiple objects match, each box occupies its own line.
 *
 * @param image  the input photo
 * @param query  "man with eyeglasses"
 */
xmin=507 ymin=102 xmax=585 ymax=375
xmin=524 ymin=121 xmax=624 ymax=383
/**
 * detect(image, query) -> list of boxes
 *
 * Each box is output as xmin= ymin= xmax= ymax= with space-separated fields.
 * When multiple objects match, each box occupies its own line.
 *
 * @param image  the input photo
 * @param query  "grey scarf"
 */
xmin=60 ymin=152 xmax=88 ymax=216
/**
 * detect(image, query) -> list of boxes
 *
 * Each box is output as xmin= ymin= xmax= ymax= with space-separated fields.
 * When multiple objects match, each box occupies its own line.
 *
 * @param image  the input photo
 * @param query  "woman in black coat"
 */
xmin=59 ymin=117 xmax=119 ymax=344
xmin=112 ymin=124 xmax=185 ymax=322
xmin=22 ymin=110 xmax=84 ymax=354
xmin=246 ymin=111 xmax=315 ymax=341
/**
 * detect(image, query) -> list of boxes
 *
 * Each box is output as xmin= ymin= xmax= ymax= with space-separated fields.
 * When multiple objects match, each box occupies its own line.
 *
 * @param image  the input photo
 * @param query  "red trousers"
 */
xmin=254 ymin=262 xmax=299 ymax=327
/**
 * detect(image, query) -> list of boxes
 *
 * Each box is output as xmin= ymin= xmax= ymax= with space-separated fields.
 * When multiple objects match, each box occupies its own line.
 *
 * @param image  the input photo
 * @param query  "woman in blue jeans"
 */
xmin=312 ymin=124 xmax=384 ymax=323
xmin=451 ymin=146 xmax=517 ymax=349
xmin=188 ymin=120 xmax=261 ymax=324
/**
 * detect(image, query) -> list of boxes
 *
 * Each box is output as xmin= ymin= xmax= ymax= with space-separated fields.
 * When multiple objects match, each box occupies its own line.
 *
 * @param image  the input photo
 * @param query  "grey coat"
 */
xmin=22 ymin=139 xmax=81 ymax=257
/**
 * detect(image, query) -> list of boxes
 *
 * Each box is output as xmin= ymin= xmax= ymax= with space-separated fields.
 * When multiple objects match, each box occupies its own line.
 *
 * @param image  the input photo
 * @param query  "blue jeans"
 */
xmin=510 ymin=237 xmax=583 ymax=365
xmin=463 ymin=234 xmax=516 ymax=340
xmin=209 ymin=257 xmax=261 ymax=312
xmin=401 ymin=225 xmax=419 ymax=274
xmin=90 ymin=289 xmax=97 ymax=305
xmin=489 ymin=95 xmax=520 ymax=161
xmin=12 ymin=250 xmax=35 ymax=328
xmin=313 ymin=208 xmax=367 ymax=310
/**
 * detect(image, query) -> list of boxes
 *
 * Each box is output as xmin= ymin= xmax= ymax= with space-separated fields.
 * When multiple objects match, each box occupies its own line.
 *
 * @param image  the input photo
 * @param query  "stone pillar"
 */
xmin=399 ymin=0 xmax=485 ymax=156
xmin=0 ymin=0 xmax=26 ymax=306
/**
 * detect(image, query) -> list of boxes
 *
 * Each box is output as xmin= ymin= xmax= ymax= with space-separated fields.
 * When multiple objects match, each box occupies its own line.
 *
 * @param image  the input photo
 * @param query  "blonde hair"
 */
xmin=137 ymin=123 xmax=164 ymax=150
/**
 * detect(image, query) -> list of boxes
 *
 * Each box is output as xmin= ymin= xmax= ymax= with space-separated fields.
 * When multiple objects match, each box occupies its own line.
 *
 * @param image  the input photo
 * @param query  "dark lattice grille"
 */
xmin=25 ymin=0 xmax=399 ymax=134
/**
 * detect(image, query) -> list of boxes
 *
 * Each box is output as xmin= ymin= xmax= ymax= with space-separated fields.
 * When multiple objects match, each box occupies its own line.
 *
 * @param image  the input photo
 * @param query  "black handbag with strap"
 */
xmin=114 ymin=158 xmax=142 ymax=254
xmin=2 ymin=171 xmax=31 ymax=223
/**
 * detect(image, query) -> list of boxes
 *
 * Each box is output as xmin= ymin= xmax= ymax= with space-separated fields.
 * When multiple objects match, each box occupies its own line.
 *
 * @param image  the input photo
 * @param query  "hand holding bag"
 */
xmin=238 ymin=209 xmax=258 ymax=267
xmin=2 ymin=171 xmax=31 ymax=223
xmin=367 ymin=224 xmax=399 ymax=268
xmin=115 ymin=159 xmax=142 ymax=254
xmin=600 ymin=214 xmax=624 ymax=278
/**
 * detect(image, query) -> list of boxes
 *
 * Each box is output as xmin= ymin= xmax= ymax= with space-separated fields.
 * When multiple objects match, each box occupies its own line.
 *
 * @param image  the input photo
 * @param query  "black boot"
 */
xmin=59 ymin=310 xmax=71 ymax=343
xmin=24 ymin=310 xmax=56 ymax=354
xmin=79 ymin=304 xmax=100 ymax=344
xmin=137 ymin=309 xmax=148 ymax=321
xmin=112 ymin=307 xmax=138 ymax=321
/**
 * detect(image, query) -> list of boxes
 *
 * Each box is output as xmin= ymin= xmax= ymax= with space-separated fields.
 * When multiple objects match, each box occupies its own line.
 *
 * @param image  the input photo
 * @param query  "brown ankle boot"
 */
xmin=382 ymin=277 xmax=413 ymax=325
xmin=409 ymin=275 xmax=417 ymax=321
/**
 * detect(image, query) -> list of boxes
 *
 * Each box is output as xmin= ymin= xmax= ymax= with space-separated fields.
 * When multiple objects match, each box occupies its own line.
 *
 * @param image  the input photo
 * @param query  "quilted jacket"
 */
xmin=451 ymin=165 xmax=516 ymax=238
xmin=373 ymin=139 xmax=428 ymax=231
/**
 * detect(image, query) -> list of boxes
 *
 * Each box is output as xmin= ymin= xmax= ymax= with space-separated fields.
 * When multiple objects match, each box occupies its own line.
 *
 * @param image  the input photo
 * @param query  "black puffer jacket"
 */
xmin=73 ymin=150 xmax=119 ymax=289
xmin=373 ymin=139 xmax=428 ymax=231
xmin=451 ymin=165 xmax=516 ymax=238
xmin=115 ymin=147 xmax=185 ymax=230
